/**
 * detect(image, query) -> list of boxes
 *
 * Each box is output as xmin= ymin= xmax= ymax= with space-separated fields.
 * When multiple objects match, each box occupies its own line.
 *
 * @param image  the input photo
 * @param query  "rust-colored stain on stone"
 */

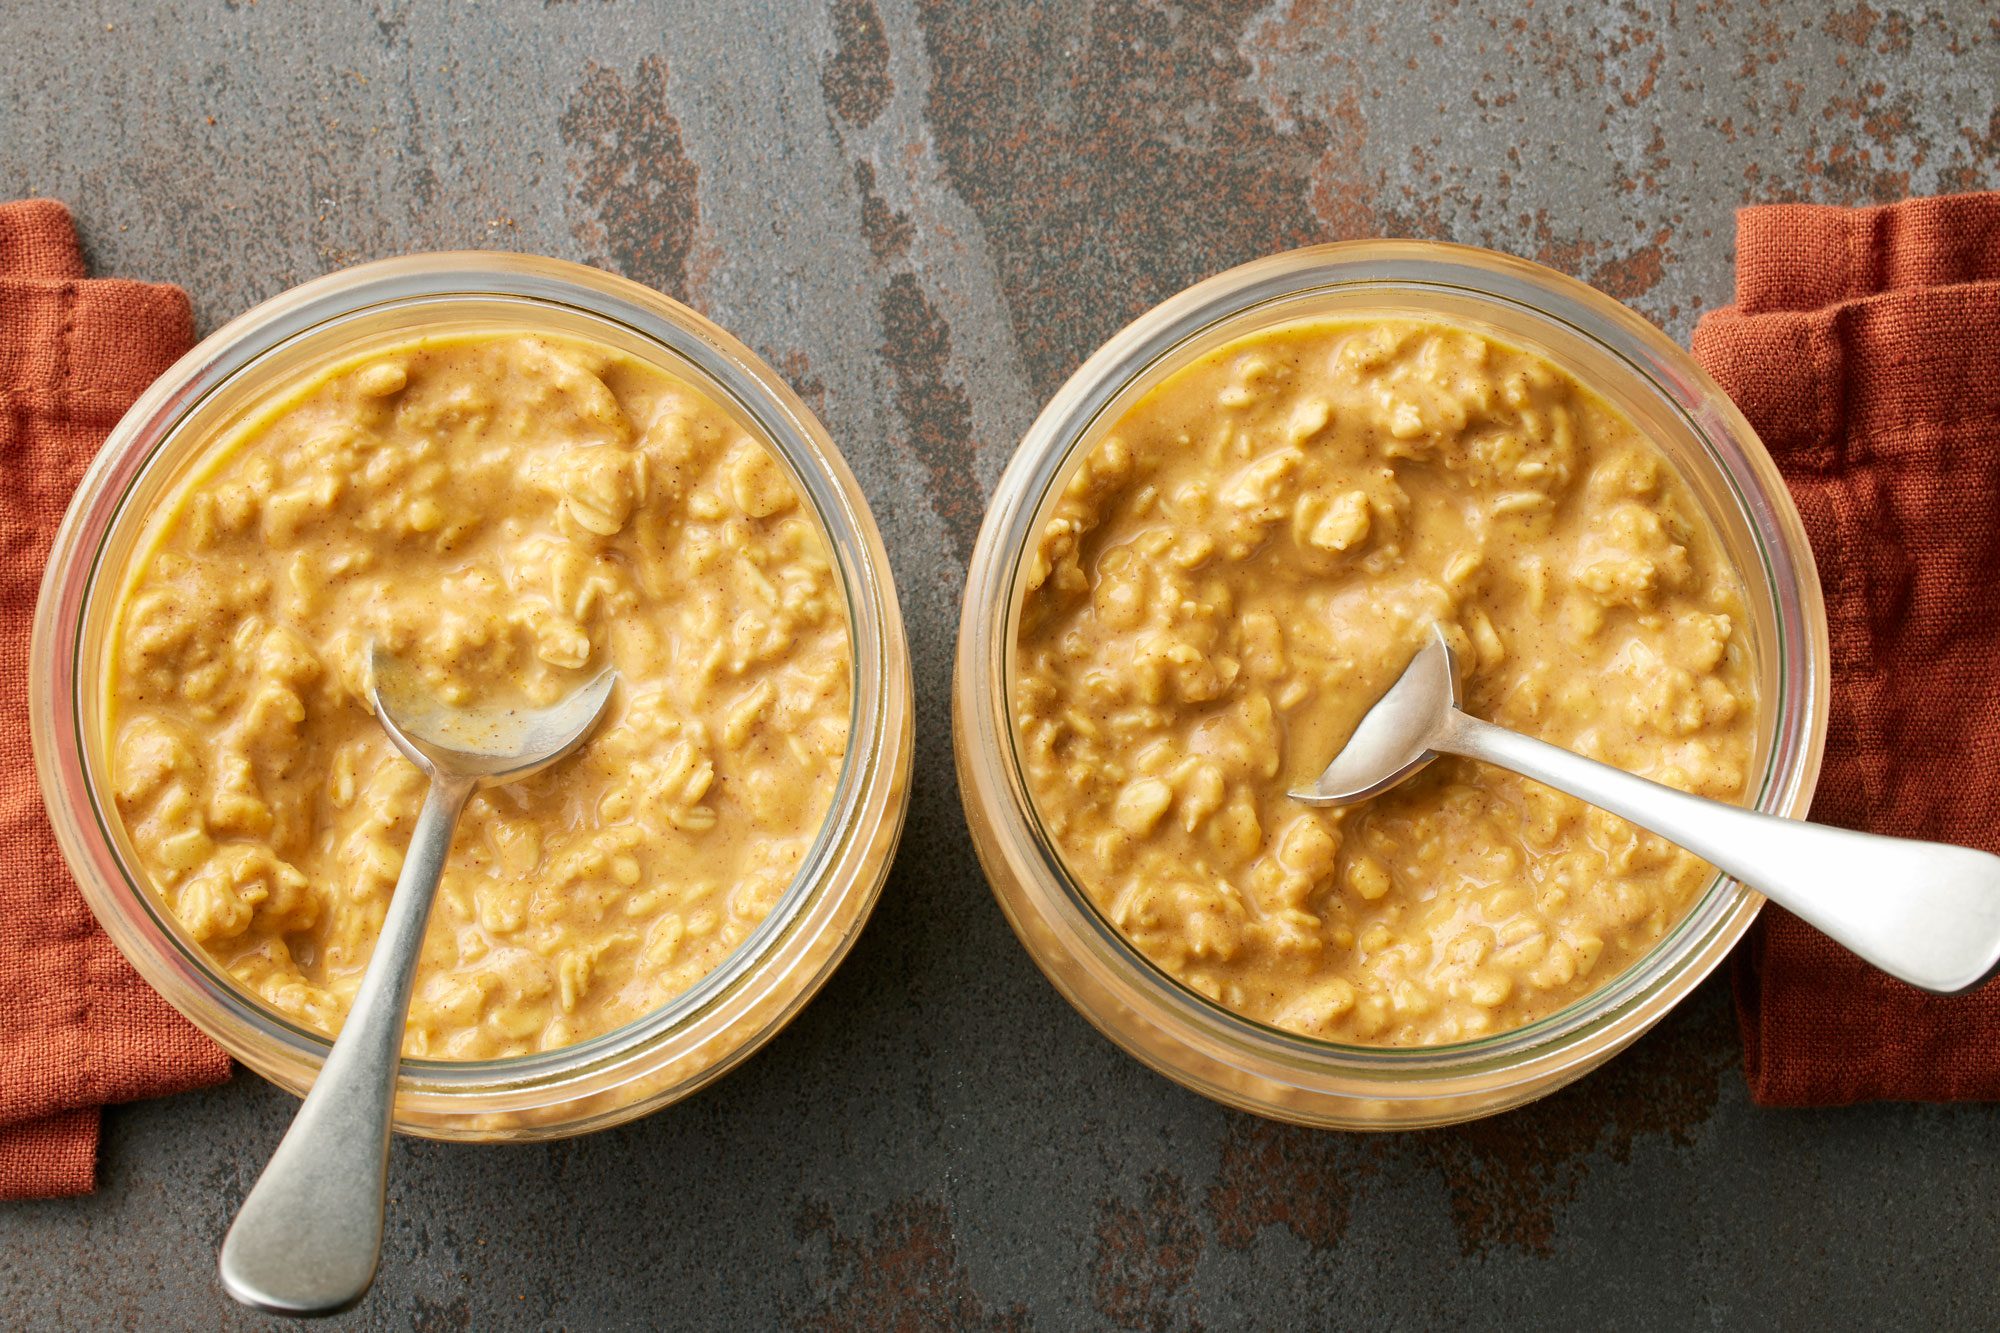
xmin=824 ymin=0 xmax=894 ymax=129
xmin=767 ymin=345 xmax=831 ymax=419
xmin=1203 ymin=993 xmax=1734 ymax=1259
xmin=1796 ymin=83 xmax=1930 ymax=205
xmin=1529 ymin=211 xmax=1674 ymax=303
xmin=1206 ymin=1115 xmax=1357 ymax=1253
xmin=878 ymin=270 xmax=982 ymax=564
xmin=855 ymin=160 xmax=916 ymax=262
xmin=1590 ymin=236 xmax=1671 ymax=304
xmin=825 ymin=1 xmax=982 ymax=563
xmin=915 ymin=0 xmax=1331 ymax=399
xmin=559 ymin=54 xmax=701 ymax=299
xmin=1947 ymin=108 xmax=2000 ymax=193
xmin=1090 ymin=1171 xmax=1205 ymax=1332
xmin=794 ymin=1195 xmax=1028 ymax=1332
xmin=1414 ymin=994 xmax=1733 ymax=1257
xmin=1821 ymin=3 xmax=1882 ymax=50
xmin=1301 ymin=86 xmax=1377 ymax=240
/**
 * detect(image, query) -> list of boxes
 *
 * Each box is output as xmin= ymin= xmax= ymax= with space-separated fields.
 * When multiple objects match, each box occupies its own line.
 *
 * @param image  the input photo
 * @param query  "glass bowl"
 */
xmin=953 ymin=240 xmax=1829 ymax=1129
xmin=31 ymin=253 xmax=913 ymax=1141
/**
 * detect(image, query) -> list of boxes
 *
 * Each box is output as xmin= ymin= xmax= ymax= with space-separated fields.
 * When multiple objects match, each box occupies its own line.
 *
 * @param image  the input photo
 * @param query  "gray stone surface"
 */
xmin=3 ymin=0 xmax=1998 ymax=1327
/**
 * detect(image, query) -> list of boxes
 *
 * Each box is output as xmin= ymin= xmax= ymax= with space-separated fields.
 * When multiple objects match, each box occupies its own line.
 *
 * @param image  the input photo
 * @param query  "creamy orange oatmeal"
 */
xmin=1014 ymin=318 xmax=1757 ymax=1046
xmin=107 ymin=331 xmax=850 ymax=1059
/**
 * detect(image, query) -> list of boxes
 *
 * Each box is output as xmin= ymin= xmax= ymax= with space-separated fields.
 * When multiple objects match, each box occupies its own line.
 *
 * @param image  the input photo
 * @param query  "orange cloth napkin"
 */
xmin=0 ymin=199 xmax=229 ymax=1198
xmin=1693 ymin=192 xmax=2000 ymax=1106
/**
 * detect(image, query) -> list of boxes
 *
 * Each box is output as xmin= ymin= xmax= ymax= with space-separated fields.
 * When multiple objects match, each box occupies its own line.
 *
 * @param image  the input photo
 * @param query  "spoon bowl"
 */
xmin=371 ymin=648 xmax=618 ymax=779
xmin=1289 ymin=628 xmax=1460 ymax=806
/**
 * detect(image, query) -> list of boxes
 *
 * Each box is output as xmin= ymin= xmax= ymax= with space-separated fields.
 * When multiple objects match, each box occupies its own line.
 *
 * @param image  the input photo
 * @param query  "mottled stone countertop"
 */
xmin=3 ymin=2 xmax=1997 ymax=1328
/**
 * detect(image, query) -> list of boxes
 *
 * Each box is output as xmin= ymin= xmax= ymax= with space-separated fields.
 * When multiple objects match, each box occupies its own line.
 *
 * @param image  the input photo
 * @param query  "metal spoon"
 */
xmin=1290 ymin=625 xmax=2000 ymax=994
xmin=219 ymin=647 xmax=617 ymax=1316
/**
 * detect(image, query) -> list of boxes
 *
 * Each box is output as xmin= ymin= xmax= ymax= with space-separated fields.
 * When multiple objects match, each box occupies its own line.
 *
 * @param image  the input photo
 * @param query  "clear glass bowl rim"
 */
xmin=30 ymin=252 xmax=914 ymax=1140
xmin=953 ymin=239 xmax=1830 ymax=1127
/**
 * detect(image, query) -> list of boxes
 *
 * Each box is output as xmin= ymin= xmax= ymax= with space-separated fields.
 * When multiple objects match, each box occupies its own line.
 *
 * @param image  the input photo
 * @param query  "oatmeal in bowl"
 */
xmin=1013 ymin=317 xmax=1758 ymax=1049
xmin=109 ymin=330 xmax=852 ymax=1060
xmin=956 ymin=241 xmax=1826 ymax=1128
xmin=34 ymin=254 xmax=912 ymax=1138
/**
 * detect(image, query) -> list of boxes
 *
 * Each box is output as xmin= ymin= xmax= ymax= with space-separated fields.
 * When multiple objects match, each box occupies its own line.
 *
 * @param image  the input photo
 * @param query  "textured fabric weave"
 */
xmin=1693 ymin=192 xmax=2000 ymax=1106
xmin=0 ymin=199 xmax=228 ymax=1199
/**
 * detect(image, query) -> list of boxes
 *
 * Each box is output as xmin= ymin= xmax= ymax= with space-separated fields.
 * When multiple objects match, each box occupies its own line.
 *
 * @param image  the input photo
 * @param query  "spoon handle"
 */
xmin=219 ymin=772 xmax=476 ymax=1315
xmin=1437 ymin=709 xmax=2000 ymax=994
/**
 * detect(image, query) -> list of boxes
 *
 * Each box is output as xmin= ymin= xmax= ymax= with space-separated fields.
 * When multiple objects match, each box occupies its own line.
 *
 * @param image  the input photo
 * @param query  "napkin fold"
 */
xmin=0 ymin=199 xmax=228 ymax=1199
xmin=1693 ymin=192 xmax=2000 ymax=1107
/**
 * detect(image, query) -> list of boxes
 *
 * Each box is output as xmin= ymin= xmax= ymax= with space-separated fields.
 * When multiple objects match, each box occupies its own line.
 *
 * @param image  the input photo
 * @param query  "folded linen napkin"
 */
xmin=1693 ymin=192 xmax=2000 ymax=1106
xmin=0 ymin=199 xmax=229 ymax=1198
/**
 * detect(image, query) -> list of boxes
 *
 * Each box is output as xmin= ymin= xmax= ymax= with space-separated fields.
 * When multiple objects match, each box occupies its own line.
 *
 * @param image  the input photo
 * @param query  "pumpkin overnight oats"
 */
xmin=106 ymin=330 xmax=851 ymax=1060
xmin=1013 ymin=317 xmax=1759 ymax=1047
